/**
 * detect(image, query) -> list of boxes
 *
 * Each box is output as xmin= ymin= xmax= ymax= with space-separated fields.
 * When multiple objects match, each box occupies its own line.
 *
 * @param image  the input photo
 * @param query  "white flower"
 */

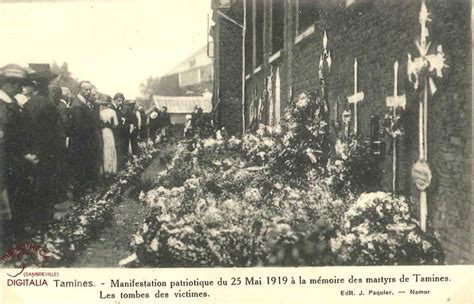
xmin=167 ymin=237 xmax=186 ymax=250
xmin=330 ymin=237 xmax=343 ymax=252
xmin=244 ymin=188 xmax=262 ymax=203
xmin=150 ymin=238 xmax=159 ymax=252
xmin=422 ymin=240 xmax=432 ymax=251
xmin=133 ymin=234 xmax=144 ymax=245
xmin=221 ymin=199 xmax=235 ymax=210
xmin=296 ymin=93 xmax=309 ymax=108
xmin=376 ymin=205 xmax=384 ymax=217
xmin=407 ymin=231 xmax=421 ymax=244
xmin=158 ymin=214 xmax=171 ymax=222
xmin=184 ymin=177 xmax=200 ymax=190
xmin=344 ymin=233 xmax=357 ymax=244
xmin=142 ymin=223 xmax=149 ymax=233
xmin=78 ymin=215 xmax=88 ymax=226
xmin=276 ymin=223 xmax=291 ymax=234
xmin=216 ymin=130 xmax=223 ymax=140
xmin=335 ymin=139 xmax=348 ymax=160
xmin=263 ymin=138 xmax=274 ymax=147
xmin=73 ymin=227 xmax=85 ymax=235
xmin=305 ymin=148 xmax=317 ymax=164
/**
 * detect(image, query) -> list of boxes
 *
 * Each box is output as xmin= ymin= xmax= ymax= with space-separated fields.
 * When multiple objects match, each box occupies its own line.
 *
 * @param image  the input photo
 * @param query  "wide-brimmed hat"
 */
xmin=27 ymin=63 xmax=58 ymax=83
xmin=0 ymin=64 xmax=28 ymax=83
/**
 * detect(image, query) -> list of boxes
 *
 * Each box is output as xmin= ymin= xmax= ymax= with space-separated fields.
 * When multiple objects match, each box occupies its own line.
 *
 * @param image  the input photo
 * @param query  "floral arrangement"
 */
xmin=272 ymin=91 xmax=330 ymax=178
xmin=125 ymin=140 xmax=350 ymax=267
xmin=331 ymin=192 xmax=444 ymax=265
xmin=121 ymin=96 xmax=444 ymax=267
xmin=241 ymin=124 xmax=279 ymax=166
xmin=326 ymin=135 xmax=382 ymax=197
xmin=240 ymin=91 xmax=329 ymax=180
xmin=380 ymin=112 xmax=404 ymax=139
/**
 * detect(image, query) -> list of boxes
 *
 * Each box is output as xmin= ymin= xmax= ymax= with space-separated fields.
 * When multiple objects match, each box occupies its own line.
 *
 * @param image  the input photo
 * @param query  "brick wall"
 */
xmin=217 ymin=0 xmax=472 ymax=264
xmin=214 ymin=5 xmax=244 ymax=135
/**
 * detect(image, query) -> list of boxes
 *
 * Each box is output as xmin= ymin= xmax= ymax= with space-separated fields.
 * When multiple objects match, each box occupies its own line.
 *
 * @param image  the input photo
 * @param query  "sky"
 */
xmin=0 ymin=0 xmax=212 ymax=99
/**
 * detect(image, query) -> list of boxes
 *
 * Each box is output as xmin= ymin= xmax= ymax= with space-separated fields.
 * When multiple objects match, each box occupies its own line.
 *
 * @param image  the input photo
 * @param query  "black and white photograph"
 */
xmin=0 ymin=0 xmax=472 ymax=302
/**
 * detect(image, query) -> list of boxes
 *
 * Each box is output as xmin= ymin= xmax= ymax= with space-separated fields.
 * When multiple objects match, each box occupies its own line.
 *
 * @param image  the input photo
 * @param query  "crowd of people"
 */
xmin=183 ymin=105 xmax=211 ymax=138
xmin=0 ymin=63 xmax=170 ymax=251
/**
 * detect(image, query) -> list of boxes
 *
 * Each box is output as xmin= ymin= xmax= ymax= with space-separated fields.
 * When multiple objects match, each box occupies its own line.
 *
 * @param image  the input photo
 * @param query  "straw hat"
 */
xmin=0 ymin=64 xmax=28 ymax=82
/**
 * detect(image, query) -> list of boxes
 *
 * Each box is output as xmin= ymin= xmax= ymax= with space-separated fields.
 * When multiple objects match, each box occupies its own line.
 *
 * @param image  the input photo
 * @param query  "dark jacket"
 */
xmin=69 ymin=95 xmax=100 ymax=161
xmin=23 ymin=95 xmax=62 ymax=166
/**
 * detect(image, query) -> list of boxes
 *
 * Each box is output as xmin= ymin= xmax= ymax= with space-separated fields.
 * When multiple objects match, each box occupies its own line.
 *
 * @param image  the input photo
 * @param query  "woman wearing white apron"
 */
xmin=100 ymin=102 xmax=119 ymax=176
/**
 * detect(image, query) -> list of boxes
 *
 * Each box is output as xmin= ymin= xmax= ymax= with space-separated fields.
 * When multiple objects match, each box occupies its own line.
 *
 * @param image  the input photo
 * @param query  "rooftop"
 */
xmin=153 ymin=95 xmax=212 ymax=114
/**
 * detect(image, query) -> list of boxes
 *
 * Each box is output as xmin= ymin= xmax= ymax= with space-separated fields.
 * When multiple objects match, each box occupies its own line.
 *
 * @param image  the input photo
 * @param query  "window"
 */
xmin=271 ymin=0 xmax=284 ymax=53
xmin=245 ymin=0 xmax=253 ymax=73
xmin=255 ymin=0 xmax=264 ymax=66
xmin=294 ymin=0 xmax=320 ymax=34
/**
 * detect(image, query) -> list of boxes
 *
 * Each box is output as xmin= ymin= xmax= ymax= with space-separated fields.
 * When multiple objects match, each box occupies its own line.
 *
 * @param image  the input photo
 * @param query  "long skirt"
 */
xmin=102 ymin=127 xmax=117 ymax=175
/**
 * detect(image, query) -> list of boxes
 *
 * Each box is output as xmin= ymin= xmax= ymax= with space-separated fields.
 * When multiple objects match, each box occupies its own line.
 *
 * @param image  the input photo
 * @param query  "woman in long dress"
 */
xmin=100 ymin=103 xmax=119 ymax=176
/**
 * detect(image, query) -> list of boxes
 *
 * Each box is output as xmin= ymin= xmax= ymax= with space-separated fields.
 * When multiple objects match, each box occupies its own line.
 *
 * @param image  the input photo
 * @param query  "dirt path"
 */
xmin=70 ymin=142 xmax=176 ymax=267
xmin=71 ymin=193 xmax=146 ymax=267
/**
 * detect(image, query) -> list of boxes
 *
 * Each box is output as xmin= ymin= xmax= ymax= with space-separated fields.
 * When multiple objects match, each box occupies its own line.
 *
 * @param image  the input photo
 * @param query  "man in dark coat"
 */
xmin=23 ymin=76 xmax=62 ymax=228
xmin=69 ymin=80 xmax=100 ymax=197
xmin=127 ymin=101 xmax=140 ymax=155
xmin=159 ymin=106 xmax=171 ymax=139
xmin=121 ymin=100 xmax=135 ymax=158
xmin=147 ymin=106 xmax=160 ymax=139
xmin=0 ymin=64 xmax=32 ymax=246
xmin=89 ymin=85 xmax=102 ymax=177
xmin=49 ymin=85 xmax=71 ymax=199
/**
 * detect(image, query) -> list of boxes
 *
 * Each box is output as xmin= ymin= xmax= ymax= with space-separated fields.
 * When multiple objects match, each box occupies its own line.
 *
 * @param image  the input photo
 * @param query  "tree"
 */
xmin=50 ymin=62 xmax=80 ymax=93
xmin=139 ymin=76 xmax=161 ymax=99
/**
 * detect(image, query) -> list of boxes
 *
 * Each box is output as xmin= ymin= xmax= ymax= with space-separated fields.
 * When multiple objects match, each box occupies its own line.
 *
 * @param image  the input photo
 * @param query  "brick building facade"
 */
xmin=212 ymin=0 xmax=472 ymax=264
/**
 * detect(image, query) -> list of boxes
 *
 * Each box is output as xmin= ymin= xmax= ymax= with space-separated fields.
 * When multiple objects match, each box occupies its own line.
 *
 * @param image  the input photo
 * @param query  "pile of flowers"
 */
xmin=326 ymin=135 xmax=382 ymax=197
xmin=123 ymin=134 xmax=346 ymax=267
xmin=122 ymin=90 xmax=444 ymax=267
xmin=241 ymin=92 xmax=329 ymax=179
xmin=4 ymin=139 xmax=162 ymax=268
xmin=128 ymin=172 xmax=343 ymax=267
xmin=331 ymin=192 xmax=444 ymax=265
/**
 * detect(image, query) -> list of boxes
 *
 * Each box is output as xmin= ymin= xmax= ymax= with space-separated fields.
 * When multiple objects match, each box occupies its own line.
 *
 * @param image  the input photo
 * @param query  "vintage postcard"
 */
xmin=0 ymin=0 xmax=472 ymax=303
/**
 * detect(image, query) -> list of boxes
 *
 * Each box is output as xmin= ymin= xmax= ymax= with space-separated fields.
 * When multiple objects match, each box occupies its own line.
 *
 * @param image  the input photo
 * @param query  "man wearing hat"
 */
xmin=0 ymin=64 xmax=34 ymax=246
xmin=22 ymin=64 xmax=62 ymax=229
xmin=147 ymin=105 xmax=161 ymax=140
